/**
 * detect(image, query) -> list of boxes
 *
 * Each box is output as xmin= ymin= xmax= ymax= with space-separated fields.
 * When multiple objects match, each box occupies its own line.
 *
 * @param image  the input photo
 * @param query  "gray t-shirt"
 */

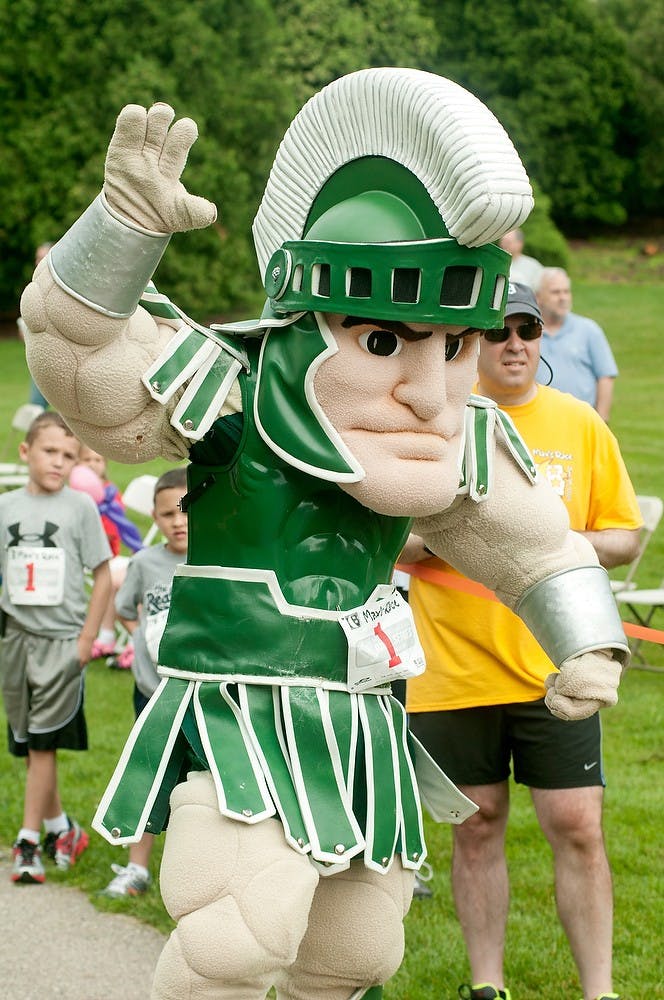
xmin=0 ymin=485 xmax=112 ymax=638
xmin=115 ymin=544 xmax=184 ymax=698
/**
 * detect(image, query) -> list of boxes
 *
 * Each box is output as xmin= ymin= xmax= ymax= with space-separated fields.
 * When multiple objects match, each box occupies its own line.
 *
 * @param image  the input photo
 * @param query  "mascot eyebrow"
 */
xmin=340 ymin=315 xmax=480 ymax=342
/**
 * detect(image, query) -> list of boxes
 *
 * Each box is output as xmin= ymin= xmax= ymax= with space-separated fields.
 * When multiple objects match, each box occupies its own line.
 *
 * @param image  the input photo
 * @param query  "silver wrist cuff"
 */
xmin=48 ymin=193 xmax=170 ymax=318
xmin=515 ymin=565 xmax=630 ymax=668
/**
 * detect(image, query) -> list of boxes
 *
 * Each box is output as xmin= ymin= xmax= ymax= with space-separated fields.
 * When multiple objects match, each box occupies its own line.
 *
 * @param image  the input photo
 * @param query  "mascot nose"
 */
xmin=393 ymin=343 xmax=447 ymax=420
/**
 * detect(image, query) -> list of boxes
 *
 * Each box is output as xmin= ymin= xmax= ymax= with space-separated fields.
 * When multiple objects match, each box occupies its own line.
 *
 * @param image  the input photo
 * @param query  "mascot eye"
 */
xmin=445 ymin=337 xmax=464 ymax=362
xmin=359 ymin=329 xmax=403 ymax=357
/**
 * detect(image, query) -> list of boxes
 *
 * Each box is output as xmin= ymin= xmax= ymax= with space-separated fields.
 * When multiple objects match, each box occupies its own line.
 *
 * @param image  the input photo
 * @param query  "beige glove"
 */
xmin=544 ymin=650 xmax=622 ymax=721
xmin=103 ymin=102 xmax=217 ymax=233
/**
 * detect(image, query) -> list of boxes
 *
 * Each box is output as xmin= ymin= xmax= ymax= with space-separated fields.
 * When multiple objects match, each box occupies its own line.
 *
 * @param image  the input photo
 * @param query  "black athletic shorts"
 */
xmin=409 ymin=699 xmax=605 ymax=789
xmin=7 ymin=705 xmax=87 ymax=758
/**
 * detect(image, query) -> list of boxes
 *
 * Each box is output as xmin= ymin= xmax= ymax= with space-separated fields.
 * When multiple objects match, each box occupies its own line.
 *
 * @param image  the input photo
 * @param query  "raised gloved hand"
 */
xmin=544 ymin=650 xmax=622 ymax=721
xmin=103 ymin=103 xmax=217 ymax=233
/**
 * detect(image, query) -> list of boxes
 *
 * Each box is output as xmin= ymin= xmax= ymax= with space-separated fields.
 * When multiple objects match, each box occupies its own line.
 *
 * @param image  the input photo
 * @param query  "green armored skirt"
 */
xmin=92 ymin=676 xmax=450 ymax=875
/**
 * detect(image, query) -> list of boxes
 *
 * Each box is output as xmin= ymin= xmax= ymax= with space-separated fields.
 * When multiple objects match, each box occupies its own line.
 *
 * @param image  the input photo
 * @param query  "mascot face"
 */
xmin=314 ymin=312 xmax=480 ymax=517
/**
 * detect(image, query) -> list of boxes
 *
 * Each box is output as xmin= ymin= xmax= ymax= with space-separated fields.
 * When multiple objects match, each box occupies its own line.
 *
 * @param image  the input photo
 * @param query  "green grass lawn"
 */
xmin=1 ymin=250 xmax=663 ymax=998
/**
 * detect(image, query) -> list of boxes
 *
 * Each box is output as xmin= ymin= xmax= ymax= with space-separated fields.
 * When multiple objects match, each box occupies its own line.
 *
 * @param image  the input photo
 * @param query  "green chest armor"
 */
xmin=158 ymin=354 xmax=411 ymax=687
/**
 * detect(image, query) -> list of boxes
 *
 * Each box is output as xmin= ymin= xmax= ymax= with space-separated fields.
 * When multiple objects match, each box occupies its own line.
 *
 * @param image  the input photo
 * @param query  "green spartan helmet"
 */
xmin=250 ymin=68 xmax=533 ymax=482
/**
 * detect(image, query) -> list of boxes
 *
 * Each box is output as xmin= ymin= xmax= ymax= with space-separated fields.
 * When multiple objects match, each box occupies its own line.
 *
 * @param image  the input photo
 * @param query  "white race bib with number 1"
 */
xmin=340 ymin=586 xmax=426 ymax=693
xmin=6 ymin=546 xmax=66 ymax=606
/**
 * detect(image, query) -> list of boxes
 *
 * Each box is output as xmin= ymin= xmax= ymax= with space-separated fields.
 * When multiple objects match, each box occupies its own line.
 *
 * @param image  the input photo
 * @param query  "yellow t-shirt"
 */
xmin=407 ymin=385 xmax=642 ymax=712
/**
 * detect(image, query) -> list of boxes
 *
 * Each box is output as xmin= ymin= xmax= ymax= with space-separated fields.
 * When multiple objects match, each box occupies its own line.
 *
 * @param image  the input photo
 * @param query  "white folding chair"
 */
xmin=616 ymin=580 xmax=664 ymax=672
xmin=610 ymin=495 xmax=663 ymax=593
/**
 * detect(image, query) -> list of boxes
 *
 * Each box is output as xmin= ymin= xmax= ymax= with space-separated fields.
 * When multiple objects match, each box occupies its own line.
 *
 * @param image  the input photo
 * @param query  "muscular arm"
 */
xmin=20 ymin=103 xmax=220 ymax=464
xmin=413 ymin=441 xmax=628 ymax=721
xmin=413 ymin=442 xmax=597 ymax=612
xmin=578 ymin=527 xmax=640 ymax=569
xmin=21 ymin=263 xmax=189 ymax=463
xmin=595 ymin=376 xmax=614 ymax=422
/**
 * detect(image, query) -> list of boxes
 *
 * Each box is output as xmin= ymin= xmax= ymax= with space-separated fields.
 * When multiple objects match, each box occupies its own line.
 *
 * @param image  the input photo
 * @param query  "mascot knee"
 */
xmin=159 ymin=772 xmax=319 ymax=977
xmin=295 ymin=866 xmax=411 ymax=989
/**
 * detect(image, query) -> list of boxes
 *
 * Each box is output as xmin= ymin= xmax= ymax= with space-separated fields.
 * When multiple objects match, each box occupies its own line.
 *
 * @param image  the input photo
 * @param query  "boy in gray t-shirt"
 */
xmin=102 ymin=466 xmax=188 ymax=898
xmin=0 ymin=412 xmax=111 ymax=884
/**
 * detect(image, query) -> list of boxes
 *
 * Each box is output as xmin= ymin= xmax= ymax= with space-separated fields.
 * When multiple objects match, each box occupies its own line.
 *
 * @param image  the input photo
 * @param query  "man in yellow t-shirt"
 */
xmin=406 ymin=283 xmax=641 ymax=1000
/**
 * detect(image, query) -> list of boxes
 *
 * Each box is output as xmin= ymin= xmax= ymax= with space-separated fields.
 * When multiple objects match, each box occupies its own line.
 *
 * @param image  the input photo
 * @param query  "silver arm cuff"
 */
xmin=515 ymin=565 xmax=630 ymax=668
xmin=48 ymin=193 xmax=171 ymax=318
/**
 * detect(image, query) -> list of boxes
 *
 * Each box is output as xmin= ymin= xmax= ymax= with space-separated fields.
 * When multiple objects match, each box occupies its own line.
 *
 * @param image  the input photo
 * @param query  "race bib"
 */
xmin=144 ymin=608 xmax=169 ymax=665
xmin=340 ymin=587 xmax=426 ymax=693
xmin=6 ymin=546 xmax=66 ymax=606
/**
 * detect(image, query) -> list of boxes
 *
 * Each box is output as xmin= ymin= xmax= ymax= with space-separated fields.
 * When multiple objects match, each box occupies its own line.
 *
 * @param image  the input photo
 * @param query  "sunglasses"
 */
xmin=484 ymin=321 xmax=542 ymax=343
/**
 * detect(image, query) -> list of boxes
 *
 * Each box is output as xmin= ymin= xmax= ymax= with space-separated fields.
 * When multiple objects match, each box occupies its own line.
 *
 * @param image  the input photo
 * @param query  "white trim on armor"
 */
xmin=142 ymin=325 xmax=217 ymax=404
xmin=389 ymin=698 xmax=412 ymax=870
xmin=467 ymin=403 xmax=495 ymax=503
xmin=237 ymin=684 xmax=311 ymax=854
xmin=316 ymin=688 xmax=359 ymax=830
xmin=253 ymin=312 xmax=365 ymax=483
xmin=358 ymin=695 xmax=399 ymax=875
xmin=156 ymin=664 xmax=390 ymax=694
xmin=92 ymin=678 xmax=195 ymax=845
xmin=280 ymin=687 xmax=365 ymax=870
xmin=410 ymin=734 xmax=479 ymax=828
xmin=395 ymin=713 xmax=429 ymax=872
xmin=252 ymin=68 xmax=532 ymax=272
xmin=376 ymin=695 xmax=402 ymax=871
xmin=345 ymin=692 xmax=360 ymax=803
xmin=174 ymin=564 xmax=397 ymax=623
xmin=193 ymin=682 xmax=275 ymax=824
xmin=171 ymin=355 xmax=243 ymax=440
xmin=211 ymin=311 xmax=306 ymax=335
xmin=494 ymin=407 xmax=538 ymax=481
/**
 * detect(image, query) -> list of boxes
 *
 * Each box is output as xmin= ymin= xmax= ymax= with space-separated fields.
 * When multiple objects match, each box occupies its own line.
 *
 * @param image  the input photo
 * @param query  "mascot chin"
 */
xmin=21 ymin=68 xmax=628 ymax=999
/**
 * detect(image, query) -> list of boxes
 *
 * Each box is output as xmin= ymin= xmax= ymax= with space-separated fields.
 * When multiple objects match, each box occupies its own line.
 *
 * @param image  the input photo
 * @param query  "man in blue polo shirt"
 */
xmin=536 ymin=268 xmax=618 ymax=421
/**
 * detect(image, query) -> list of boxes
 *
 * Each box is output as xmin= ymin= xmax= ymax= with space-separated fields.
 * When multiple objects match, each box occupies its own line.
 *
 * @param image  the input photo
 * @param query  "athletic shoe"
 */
xmin=11 ymin=839 xmax=45 ymax=884
xmin=101 ymin=862 xmax=151 ymax=898
xmin=114 ymin=644 xmax=134 ymax=670
xmin=43 ymin=831 xmax=57 ymax=862
xmin=91 ymin=639 xmax=116 ymax=660
xmin=458 ymin=985 xmax=511 ymax=1000
xmin=53 ymin=818 xmax=89 ymax=869
xmin=413 ymin=860 xmax=434 ymax=898
xmin=586 ymin=995 xmax=621 ymax=999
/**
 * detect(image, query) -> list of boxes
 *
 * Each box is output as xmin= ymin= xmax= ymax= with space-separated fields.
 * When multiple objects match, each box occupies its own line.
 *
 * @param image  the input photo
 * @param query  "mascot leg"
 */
xmin=276 ymin=862 xmax=414 ymax=1000
xmin=151 ymin=771 xmax=319 ymax=999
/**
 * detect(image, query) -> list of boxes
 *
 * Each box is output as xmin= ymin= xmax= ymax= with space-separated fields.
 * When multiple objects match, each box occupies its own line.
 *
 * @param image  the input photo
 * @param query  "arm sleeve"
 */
xmin=115 ymin=554 xmax=144 ymax=621
xmin=588 ymin=321 xmax=618 ymax=378
xmin=586 ymin=416 xmax=642 ymax=531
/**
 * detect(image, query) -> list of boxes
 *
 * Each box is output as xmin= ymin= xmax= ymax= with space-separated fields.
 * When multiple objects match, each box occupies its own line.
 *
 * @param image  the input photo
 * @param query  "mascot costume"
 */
xmin=20 ymin=68 xmax=628 ymax=999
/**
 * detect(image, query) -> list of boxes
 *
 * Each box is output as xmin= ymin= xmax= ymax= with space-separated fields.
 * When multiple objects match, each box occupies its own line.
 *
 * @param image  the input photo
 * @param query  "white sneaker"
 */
xmin=11 ymin=840 xmax=45 ymax=884
xmin=101 ymin=862 xmax=151 ymax=898
xmin=413 ymin=860 xmax=434 ymax=898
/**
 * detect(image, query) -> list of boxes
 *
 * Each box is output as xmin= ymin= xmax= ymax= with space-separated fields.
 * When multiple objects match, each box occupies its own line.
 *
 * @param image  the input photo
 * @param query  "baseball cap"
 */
xmin=504 ymin=281 xmax=542 ymax=321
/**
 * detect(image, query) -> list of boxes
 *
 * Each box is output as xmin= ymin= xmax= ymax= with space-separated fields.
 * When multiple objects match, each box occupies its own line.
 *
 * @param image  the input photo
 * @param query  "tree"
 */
xmin=272 ymin=0 xmax=437 ymax=114
xmin=599 ymin=0 xmax=664 ymax=220
xmin=419 ymin=0 xmax=640 ymax=230
xmin=0 ymin=0 xmax=289 ymax=316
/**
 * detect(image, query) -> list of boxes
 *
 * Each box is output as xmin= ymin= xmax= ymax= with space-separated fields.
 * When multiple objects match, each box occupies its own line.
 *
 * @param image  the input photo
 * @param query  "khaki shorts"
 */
xmin=0 ymin=619 xmax=87 ymax=756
